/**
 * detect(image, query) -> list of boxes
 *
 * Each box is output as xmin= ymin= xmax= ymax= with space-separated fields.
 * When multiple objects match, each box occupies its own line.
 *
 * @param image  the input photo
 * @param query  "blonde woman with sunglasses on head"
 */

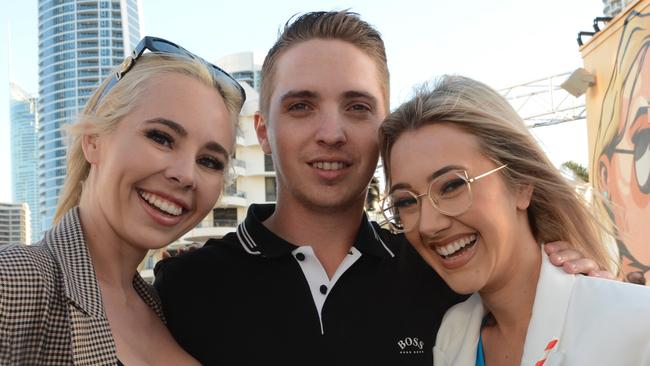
xmin=0 ymin=37 xmax=245 ymax=365
xmin=379 ymin=75 xmax=650 ymax=366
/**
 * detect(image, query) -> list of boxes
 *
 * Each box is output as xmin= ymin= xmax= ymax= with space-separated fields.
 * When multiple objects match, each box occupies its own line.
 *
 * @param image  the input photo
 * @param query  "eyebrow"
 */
xmin=279 ymin=90 xmax=319 ymax=103
xmin=342 ymin=90 xmax=378 ymax=105
xmin=279 ymin=90 xmax=378 ymax=105
xmin=388 ymin=165 xmax=465 ymax=193
xmin=205 ymin=141 xmax=229 ymax=157
xmin=428 ymin=165 xmax=465 ymax=182
xmin=145 ymin=118 xmax=229 ymax=157
xmin=145 ymin=118 xmax=187 ymax=137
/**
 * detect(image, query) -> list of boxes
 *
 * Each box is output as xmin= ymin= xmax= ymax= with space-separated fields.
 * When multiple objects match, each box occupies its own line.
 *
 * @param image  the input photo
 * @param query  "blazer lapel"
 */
xmin=47 ymin=208 xmax=105 ymax=317
xmin=47 ymin=208 xmax=117 ymax=365
xmin=133 ymin=274 xmax=166 ymax=322
xmin=520 ymin=247 xmax=575 ymax=365
xmin=434 ymin=293 xmax=486 ymax=366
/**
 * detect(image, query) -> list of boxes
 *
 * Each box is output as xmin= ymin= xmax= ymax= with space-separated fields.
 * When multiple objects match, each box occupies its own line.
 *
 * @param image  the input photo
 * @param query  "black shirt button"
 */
xmin=295 ymin=253 xmax=305 ymax=261
xmin=320 ymin=285 xmax=328 ymax=294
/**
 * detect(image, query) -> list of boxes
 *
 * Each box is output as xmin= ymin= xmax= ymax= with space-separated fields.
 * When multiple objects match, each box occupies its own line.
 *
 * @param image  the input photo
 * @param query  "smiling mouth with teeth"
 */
xmin=138 ymin=190 xmax=184 ymax=216
xmin=434 ymin=234 xmax=478 ymax=258
xmin=310 ymin=161 xmax=348 ymax=171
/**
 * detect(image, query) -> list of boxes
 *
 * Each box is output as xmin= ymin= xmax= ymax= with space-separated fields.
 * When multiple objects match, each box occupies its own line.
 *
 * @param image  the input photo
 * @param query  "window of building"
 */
xmin=224 ymin=181 xmax=237 ymax=196
xmin=144 ymin=254 xmax=155 ymax=270
xmin=264 ymin=154 xmax=274 ymax=172
xmin=265 ymin=177 xmax=277 ymax=202
xmin=213 ymin=208 xmax=237 ymax=227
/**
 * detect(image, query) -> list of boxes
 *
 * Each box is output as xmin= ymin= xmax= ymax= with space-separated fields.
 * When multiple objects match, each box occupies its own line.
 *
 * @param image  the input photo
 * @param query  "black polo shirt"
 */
xmin=154 ymin=204 xmax=464 ymax=366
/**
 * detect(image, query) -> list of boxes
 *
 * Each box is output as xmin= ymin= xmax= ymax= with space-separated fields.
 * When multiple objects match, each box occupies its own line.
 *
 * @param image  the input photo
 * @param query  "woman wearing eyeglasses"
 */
xmin=0 ymin=37 xmax=245 ymax=365
xmin=378 ymin=75 xmax=650 ymax=365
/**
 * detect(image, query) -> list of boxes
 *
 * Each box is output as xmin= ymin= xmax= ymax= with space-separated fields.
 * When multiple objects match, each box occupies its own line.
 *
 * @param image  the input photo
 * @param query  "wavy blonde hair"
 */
xmin=379 ymin=75 xmax=616 ymax=273
xmin=53 ymin=53 xmax=244 ymax=224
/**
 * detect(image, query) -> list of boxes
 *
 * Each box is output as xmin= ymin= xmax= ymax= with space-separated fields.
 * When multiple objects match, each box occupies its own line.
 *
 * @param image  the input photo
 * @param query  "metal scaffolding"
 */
xmin=500 ymin=72 xmax=586 ymax=128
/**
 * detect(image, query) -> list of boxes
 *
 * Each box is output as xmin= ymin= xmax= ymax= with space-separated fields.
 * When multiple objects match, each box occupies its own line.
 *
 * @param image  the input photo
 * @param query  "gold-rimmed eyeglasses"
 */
xmin=380 ymin=165 xmax=508 ymax=233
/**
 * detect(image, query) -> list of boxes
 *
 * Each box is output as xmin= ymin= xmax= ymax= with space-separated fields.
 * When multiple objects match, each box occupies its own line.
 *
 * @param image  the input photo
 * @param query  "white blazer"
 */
xmin=434 ymin=249 xmax=650 ymax=366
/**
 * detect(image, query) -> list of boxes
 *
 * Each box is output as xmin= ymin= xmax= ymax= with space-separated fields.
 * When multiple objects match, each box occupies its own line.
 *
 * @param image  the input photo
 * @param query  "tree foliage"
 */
xmin=561 ymin=161 xmax=589 ymax=182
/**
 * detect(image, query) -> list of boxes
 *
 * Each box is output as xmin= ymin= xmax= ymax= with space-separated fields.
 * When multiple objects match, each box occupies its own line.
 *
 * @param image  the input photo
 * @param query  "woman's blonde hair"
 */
xmin=379 ymin=75 xmax=616 ymax=273
xmin=53 ymin=53 xmax=244 ymax=224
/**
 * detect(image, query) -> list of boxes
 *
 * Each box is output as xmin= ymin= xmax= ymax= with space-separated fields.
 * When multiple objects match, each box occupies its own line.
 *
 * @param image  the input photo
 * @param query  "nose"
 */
xmin=165 ymin=154 xmax=197 ymax=190
xmin=315 ymin=108 xmax=347 ymax=147
xmin=417 ymin=198 xmax=452 ymax=239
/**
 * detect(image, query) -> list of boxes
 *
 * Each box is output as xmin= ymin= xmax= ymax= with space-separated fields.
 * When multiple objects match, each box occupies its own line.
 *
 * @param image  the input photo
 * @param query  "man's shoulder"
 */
xmin=366 ymin=221 xmax=466 ymax=307
xmin=154 ymin=232 xmax=245 ymax=276
xmin=153 ymin=229 xmax=283 ymax=288
xmin=367 ymin=220 xmax=409 ymax=252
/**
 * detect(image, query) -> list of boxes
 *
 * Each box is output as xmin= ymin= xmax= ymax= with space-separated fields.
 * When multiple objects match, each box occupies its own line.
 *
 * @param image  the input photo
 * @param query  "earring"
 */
xmin=603 ymin=191 xmax=609 ymax=200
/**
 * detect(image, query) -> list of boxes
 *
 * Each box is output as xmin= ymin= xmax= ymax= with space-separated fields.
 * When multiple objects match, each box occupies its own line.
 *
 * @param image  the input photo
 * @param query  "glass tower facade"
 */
xmin=603 ymin=0 xmax=634 ymax=17
xmin=10 ymin=83 xmax=41 ymax=238
xmin=37 ymin=0 xmax=141 ymax=231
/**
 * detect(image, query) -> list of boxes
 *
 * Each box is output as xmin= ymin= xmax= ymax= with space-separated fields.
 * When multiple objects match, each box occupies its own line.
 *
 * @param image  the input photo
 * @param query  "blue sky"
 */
xmin=0 ymin=0 xmax=604 ymax=202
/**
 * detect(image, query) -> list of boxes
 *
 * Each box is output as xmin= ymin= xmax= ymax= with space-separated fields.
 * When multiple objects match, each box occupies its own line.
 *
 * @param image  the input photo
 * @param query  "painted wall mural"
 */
xmin=583 ymin=1 xmax=650 ymax=284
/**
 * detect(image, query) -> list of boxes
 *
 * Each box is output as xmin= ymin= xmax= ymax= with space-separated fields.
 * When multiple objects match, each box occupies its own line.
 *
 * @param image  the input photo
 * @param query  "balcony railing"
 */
xmin=231 ymin=158 xmax=246 ymax=169
xmin=223 ymin=189 xmax=246 ymax=199
xmin=212 ymin=219 xmax=238 ymax=227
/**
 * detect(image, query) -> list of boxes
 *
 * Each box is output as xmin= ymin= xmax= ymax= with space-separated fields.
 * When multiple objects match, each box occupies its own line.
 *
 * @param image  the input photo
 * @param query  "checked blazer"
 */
xmin=0 ymin=207 xmax=164 ymax=365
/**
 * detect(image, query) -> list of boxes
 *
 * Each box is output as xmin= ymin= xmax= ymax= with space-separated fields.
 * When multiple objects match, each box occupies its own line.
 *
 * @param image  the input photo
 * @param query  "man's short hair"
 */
xmin=259 ymin=10 xmax=390 ymax=116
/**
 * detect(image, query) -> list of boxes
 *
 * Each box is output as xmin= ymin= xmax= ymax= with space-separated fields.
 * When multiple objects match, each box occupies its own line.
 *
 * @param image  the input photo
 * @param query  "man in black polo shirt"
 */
xmin=154 ymin=11 xmax=607 ymax=366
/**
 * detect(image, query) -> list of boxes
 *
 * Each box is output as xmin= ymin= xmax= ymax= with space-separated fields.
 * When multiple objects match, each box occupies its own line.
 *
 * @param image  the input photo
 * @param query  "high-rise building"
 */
xmin=0 ymin=203 xmax=31 ymax=246
xmin=216 ymin=52 xmax=262 ymax=92
xmin=603 ymin=0 xmax=634 ymax=17
xmin=37 ymin=0 xmax=142 ymax=232
xmin=10 ymin=83 xmax=41 ymax=238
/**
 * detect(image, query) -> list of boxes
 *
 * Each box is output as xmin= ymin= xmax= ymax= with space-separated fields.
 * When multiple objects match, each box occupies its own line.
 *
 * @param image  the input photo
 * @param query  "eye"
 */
xmin=393 ymin=195 xmax=418 ymax=209
xmin=288 ymin=102 xmax=311 ymax=111
xmin=439 ymin=177 xmax=466 ymax=195
xmin=145 ymin=129 xmax=173 ymax=148
xmin=286 ymin=101 xmax=314 ymax=118
xmin=346 ymin=103 xmax=373 ymax=120
xmin=197 ymin=156 xmax=225 ymax=171
xmin=348 ymin=103 xmax=371 ymax=112
xmin=632 ymin=128 xmax=650 ymax=192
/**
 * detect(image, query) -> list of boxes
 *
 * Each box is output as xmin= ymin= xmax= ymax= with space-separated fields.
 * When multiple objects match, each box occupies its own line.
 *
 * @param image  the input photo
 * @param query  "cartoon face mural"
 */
xmin=591 ymin=9 xmax=650 ymax=285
